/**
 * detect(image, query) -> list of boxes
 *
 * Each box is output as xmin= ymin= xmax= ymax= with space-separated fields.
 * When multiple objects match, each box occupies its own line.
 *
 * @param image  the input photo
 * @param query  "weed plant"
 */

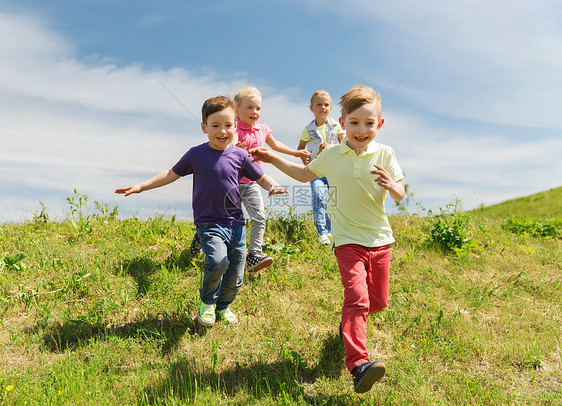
xmin=501 ymin=218 xmax=562 ymax=238
xmin=420 ymin=202 xmax=475 ymax=256
xmin=0 ymin=190 xmax=561 ymax=405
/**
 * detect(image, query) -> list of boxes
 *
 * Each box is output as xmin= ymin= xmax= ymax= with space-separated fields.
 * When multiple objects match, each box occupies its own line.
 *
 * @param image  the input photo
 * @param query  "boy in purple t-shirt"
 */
xmin=116 ymin=96 xmax=286 ymax=327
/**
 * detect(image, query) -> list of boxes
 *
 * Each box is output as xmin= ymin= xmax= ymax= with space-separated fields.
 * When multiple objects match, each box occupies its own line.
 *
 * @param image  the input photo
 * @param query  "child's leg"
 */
xmin=216 ymin=224 xmax=246 ymax=311
xmin=366 ymin=245 xmax=391 ymax=314
xmin=197 ymin=222 xmax=230 ymax=305
xmin=240 ymin=182 xmax=266 ymax=254
xmin=335 ymin=244 xmax=390 ymax=374
xmin=310 ymin=177 xmax=330 ymax=236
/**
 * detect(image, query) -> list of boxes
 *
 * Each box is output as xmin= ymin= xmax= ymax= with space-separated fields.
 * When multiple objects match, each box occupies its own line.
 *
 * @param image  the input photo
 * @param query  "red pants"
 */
xmin=335 ymin=243 xmax=391 ymax=373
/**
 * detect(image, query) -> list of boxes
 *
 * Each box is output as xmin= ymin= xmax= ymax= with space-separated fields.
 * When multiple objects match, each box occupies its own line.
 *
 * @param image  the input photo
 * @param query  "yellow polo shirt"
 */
xmin=307 ymin=137 xmax=404 ymax=247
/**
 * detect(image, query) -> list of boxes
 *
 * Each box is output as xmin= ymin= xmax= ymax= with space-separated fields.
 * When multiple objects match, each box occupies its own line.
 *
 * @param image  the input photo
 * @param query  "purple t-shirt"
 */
xmin=172 ymin=143 xmax=264 ymax=227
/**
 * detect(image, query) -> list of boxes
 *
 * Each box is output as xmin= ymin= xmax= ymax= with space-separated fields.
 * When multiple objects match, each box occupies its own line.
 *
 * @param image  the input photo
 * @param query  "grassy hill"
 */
xmin=472 ymin=186 xmax=562 ymax=219
xmin=0 ymin=192 xmax=560 ymax=405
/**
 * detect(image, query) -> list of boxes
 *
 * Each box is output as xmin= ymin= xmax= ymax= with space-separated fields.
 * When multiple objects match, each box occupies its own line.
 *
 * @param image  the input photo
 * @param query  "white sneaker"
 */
xmin=217 ymin=308 xmax=238 ymax=324
xmin=318 ymin=234 xmax=331 ymax=245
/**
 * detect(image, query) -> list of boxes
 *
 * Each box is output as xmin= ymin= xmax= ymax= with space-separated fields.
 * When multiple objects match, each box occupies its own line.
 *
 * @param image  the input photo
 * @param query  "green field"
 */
xmin=472 ymin=186 xmax=562 ymax=219
xmin=1 ymin=189 xmax=561 ymax=405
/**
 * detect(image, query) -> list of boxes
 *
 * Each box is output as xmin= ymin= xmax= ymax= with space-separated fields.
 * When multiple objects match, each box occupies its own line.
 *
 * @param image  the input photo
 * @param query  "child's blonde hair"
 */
xmin=339 ymin=85 xmax=382 ymax=119
xmin=310 ymin=90 xmax=332 ymax=106
xmin=234 ymin=86 xmax=262 ymax=110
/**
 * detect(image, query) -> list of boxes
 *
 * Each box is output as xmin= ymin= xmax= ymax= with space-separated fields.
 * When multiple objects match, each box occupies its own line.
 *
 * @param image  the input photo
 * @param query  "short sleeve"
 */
xmin=263 ymin=123 xmax=272 ymax=140
xmin=241 ymin=154 xmax=265 ymax=182
xmin=172 ymin=149 xmax=193 ymax=176
xmin=300 ymin=128 xmax=310 ymax=142
xmin=384 ymin=147 xmax=404 ymax=182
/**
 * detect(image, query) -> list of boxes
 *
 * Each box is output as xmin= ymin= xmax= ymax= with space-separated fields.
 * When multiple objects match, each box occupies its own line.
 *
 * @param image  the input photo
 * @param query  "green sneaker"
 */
xmin=197 ymin=302 xmax=216 ymax=327
xmin=217 ymin=308 xmax=238 ymax=324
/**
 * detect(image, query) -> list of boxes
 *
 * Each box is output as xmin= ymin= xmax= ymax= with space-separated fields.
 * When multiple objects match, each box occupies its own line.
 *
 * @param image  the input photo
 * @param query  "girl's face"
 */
xmin=310 ymin=94 xmax=332 ymax=122
xmin=201 ymin=107 xmax=237 ymax=150
xmin=237 ymin=95 xmax=262 ymax=127
xmin=340 ymin=102 xmax=384 ymax=155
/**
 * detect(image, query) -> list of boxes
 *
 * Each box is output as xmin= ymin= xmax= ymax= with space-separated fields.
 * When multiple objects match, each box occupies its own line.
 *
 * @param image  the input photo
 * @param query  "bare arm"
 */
xmin=297 ymin=139 xmax=311 ymax=164
xmin=297 ymin=139 xmax=307 ymax=151
xmin=255 ymin=174 xmax=288 ymax=196
xmin=266 ymin=134 xmax=312 ymax=160
xmin=249 ymin=147 xmax=317 ymax=183
xmin=115 ymin=168 xmax=180 ymax=196
xmin=371 ymin=164 xmax=405 ymax=201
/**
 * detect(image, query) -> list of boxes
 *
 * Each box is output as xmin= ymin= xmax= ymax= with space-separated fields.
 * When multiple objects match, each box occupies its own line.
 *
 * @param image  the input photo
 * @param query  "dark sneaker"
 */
xmin=246 ymin=253 xmax=273 ymax=272
xmin=353 ymin=361 xmax=386 ymax=393
xmin=190 ymin=233 xmax=202 ymax=257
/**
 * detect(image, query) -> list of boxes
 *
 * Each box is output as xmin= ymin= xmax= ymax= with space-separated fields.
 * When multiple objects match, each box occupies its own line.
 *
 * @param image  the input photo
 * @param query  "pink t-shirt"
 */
xmin=237 ymin=118 xmax=271 ymax=184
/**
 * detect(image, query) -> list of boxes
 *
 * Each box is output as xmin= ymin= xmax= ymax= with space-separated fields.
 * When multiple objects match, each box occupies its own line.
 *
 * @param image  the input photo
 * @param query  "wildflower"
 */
xmin=6 ymin=385 xmax=14 ymax=392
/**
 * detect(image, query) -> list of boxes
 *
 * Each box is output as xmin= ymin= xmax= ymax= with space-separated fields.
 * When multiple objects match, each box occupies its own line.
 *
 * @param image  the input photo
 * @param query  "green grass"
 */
xmin=472 ymin=186 xmax=562 ymax=219
xmin=0 ymin=190 xmax=561 ymax=405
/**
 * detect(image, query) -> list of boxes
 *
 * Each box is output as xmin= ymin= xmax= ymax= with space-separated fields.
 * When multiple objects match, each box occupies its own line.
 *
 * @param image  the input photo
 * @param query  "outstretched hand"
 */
xmin=300 ymin=155 xmax=310 ymax=165
xmin=115 ymin=185 xmax=141 ymax=196
xmin=267 ymin=185 xmax=289 ymax=196
xmin=295 ymin=149 xmax=312 ymax=161
xmin=248 ymin=147 xmax=275 ymax=163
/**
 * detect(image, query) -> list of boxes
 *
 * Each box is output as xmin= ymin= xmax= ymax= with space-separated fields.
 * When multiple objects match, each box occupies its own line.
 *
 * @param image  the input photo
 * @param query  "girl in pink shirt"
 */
xmin=234 ymin=86 xmax=311 ymax=272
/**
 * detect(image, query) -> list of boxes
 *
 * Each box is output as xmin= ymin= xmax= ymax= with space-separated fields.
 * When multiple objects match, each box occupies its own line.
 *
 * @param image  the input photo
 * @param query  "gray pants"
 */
xmin=239 ymin=182 xmax=266 ymax=255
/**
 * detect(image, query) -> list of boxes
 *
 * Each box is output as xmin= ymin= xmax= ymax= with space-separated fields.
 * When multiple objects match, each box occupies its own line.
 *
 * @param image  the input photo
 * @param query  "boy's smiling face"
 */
xmin=202 ymin=107 xmax=237 ymax=150
xmin=339 ymin=102 xmax=384 ymax=155
xmin=237 ymin=95 xmax=262 ymax=127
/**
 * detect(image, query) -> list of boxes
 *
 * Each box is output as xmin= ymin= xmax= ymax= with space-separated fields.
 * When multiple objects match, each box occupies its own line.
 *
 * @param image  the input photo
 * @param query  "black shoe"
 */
xmin=353 ymin=361 xmax=386 ymax=393
xmin=246 ymin=253 xmax=273 ymax=272
xmin=190 ymin=233 xmax=202 ymax=257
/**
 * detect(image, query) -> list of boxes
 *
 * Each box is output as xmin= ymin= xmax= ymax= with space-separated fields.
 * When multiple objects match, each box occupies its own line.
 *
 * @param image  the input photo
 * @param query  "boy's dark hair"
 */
xmin=201 ymin=96 xmax=236 ymax=124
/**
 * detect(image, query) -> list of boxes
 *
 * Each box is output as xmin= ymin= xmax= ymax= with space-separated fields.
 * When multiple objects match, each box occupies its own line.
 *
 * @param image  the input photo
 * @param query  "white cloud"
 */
xmin=0 ymin=10 xmax=73 ymax=63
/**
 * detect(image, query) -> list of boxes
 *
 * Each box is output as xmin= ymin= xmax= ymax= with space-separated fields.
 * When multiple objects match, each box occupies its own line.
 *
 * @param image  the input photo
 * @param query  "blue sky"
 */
xmin=1 ymin=0 xmax=561 ymax=223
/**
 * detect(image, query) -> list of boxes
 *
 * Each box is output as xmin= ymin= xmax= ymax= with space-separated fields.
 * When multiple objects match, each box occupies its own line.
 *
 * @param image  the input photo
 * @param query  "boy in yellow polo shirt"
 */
xmin=249 ymin=85 xmax=405 ymax=393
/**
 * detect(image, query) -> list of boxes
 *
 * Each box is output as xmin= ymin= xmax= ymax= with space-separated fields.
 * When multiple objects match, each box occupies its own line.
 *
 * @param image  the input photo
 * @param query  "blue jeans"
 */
xmin=310 ymin=177 xmax=331 ymax=236
xmin=196 ymin=222 xmax=246 ymax=311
